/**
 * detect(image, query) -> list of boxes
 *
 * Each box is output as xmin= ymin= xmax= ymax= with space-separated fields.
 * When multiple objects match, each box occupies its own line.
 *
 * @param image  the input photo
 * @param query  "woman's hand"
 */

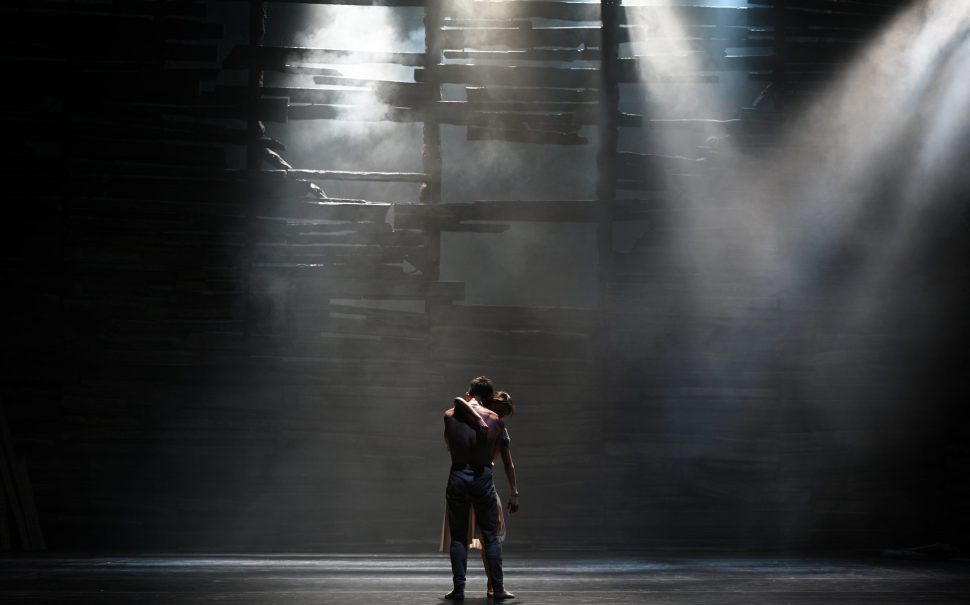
xmin=507 ymin=493 xmax=519 ymax=515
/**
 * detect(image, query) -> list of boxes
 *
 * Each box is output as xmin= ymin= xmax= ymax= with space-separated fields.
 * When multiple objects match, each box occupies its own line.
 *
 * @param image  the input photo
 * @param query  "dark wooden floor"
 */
xmin=1 ymin=553 xmax=968 ymax=604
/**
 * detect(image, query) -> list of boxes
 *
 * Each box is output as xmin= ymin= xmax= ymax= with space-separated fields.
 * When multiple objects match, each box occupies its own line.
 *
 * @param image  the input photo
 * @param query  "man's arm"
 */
xmin=499 ymin=438 xmax=519 ymax=515
xmin=453 ymin=396 xmax=488 ymax=431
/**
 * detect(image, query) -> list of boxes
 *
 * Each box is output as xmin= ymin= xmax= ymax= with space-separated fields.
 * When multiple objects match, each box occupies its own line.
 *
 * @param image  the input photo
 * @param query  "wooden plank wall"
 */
xmin=2 ymin=0 xmax=952 ymax=552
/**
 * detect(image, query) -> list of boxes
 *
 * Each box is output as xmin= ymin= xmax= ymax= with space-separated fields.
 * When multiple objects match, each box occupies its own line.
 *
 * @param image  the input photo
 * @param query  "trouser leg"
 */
xmin=446 ymin=474 xmax=471 ymax=589
xmin=472 ymin=478 xmax=503 ymax=590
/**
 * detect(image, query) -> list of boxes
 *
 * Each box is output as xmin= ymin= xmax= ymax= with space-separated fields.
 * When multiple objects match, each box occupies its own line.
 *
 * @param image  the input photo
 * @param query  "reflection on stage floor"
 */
xmin=2 ymin=553 xmax=968 ymax=604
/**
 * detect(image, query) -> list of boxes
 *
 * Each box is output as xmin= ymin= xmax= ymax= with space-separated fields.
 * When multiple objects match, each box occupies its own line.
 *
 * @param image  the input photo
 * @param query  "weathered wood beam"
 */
xmin=447 ymin=99 xmax=596 ymax=114
xmin=255 ymin=200 xmax=391 ymax=222
xmin=394 ymin=201 xmax=599 ymax=228
xmin=418 ymin=64 xmax=601 ymax=88
xmin=312 ymin=75 xmax=426 ymax=97
xmin=211 ymin=85 xmax=406 ymax=108
xmin=467 ymin=87 xmax=599 ymax=104
xmin=419 ymin=61 xmax=713 ymax=89
xmin=444 ymin=48 xmax=601 ymax=62
xmin=446 ymin=0 xmax=600 ymax=21
xmin=643 ymin=118 xmax=743 ymax=134
xmin=467 ymin=126 xmax=587 ymax=145
xmin=434 ymin=103 xmax=642 ymax=128
xmin=224 ymin=45 xmax=426 ymax=70
xmin=286 ymin=104 xmax=420 ymax=122
xmin=440 ymin=26 xmax=601 ymax=50
xmin=286 ymin=169 xmax=428 ymax=183
xmin=281 ymin=65 xmax=344 ymax=76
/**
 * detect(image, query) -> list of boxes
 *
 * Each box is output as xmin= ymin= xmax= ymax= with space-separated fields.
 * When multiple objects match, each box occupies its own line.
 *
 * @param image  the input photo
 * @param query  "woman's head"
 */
xmin=488 ymin=391 xmax=514 ymax=418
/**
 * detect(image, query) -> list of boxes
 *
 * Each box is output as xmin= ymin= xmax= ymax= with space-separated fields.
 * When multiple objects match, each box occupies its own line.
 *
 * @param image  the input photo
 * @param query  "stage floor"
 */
xmin=1 ymin=553 xmax=968 ymax=604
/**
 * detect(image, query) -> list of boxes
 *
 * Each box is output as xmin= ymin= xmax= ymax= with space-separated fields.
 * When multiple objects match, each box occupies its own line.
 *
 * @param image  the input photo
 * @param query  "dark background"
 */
xmin=1 ymin=0 xmax=967 ymax=553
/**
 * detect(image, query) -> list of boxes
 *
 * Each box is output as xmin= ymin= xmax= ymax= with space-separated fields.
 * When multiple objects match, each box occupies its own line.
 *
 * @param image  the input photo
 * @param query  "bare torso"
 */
xmin=443 ymin=402 xmax=504 ymax=467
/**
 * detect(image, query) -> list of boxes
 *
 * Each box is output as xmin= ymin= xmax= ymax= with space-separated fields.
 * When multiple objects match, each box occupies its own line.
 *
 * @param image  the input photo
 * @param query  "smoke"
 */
xmin=262 ymin=4 xmax=426 ymax=201
xmin=294 ymin=5 xmax=423 ymax=82
xmin=616 ymin=0 xmax=970 ymax=544
xmin=246 ymin=0 xmax=968 ymax=548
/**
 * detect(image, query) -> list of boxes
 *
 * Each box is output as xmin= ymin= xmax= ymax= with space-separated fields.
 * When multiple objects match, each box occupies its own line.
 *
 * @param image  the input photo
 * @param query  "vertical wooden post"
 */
xmin=247 ymin=1 xmax=266 ymax=171
xmin=772 ymin=0 xmax=788 ymax=114
xmin=422 ymin=0 xmax=443 ymax=280
xmin=597 ymin=0 xmax=619 ymax=298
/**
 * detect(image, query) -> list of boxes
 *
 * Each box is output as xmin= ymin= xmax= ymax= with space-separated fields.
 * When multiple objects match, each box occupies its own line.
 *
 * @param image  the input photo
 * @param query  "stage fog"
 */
xmin=1 ymin=0 xmax=967 ymax=557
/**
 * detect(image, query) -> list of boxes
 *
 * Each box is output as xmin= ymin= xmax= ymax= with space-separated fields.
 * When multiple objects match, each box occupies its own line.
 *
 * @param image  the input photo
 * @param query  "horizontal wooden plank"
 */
xmin=436 ymin=101 xmax=642 ymax=128
xmin=466 ymin=126 xmax=587 ymax=145
xmin=287 ymin=103 xmax=421 ymax=122
xmin=255 ymin=200 xmax=392 ymax=222
xmin=394 ymin=200 xmax=599 ymax=228
xmin=287 ymin=169 xmax=428 ymax=183
xmin=466 ymin=86 xmax=599 ymax=104
xmin=217 ymin=83 xmax=427 ymax=109
xmin=440 ymin=26 xmax=601 ymax=51
xmin=444 ymin=48 xmax=601 ymax=62
xmin=421 ymin=60 xmax=712 ymax=88
xmin=224 ymin=45 xmax=425 ymax=70
xmin=446 ymin=0 xmax=600 ymax=21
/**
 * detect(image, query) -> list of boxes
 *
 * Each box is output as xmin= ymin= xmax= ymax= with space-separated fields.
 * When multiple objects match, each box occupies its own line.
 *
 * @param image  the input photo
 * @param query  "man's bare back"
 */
xmin=444 ymin=401 xmax=504 ymax=467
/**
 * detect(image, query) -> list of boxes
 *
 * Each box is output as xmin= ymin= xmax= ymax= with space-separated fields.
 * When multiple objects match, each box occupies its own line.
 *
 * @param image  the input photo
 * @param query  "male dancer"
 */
xmin=443 ymin=376 xmax=515 ymax=600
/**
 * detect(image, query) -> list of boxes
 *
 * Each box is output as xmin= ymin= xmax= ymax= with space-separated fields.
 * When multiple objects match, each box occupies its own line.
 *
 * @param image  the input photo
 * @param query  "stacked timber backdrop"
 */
xmin=0 ymin=0 xmax=967 ymax=553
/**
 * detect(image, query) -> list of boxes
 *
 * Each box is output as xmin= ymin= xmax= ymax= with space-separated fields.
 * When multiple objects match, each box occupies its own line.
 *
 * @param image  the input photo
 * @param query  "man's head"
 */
xmin=488 ymin=391 xmax=514 ymax=418
xmin=468 ymin=376 xmax=495 ymax=403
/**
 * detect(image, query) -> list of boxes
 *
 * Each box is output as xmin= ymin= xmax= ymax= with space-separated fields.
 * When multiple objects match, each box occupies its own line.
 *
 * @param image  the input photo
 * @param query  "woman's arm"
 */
xmin=453 ymin=396 xmax=488 ymax=431
xmin=499 ymin=440 xmax=519 ymax=514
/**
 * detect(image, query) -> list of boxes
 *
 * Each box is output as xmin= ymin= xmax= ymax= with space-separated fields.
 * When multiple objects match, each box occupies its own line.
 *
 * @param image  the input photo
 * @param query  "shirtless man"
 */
xmin=443 ymin=376 xmax=515 ymax=600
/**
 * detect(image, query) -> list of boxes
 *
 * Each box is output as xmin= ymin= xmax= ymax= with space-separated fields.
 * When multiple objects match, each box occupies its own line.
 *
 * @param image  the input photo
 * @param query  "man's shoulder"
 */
xmin=478 ymin=406 xmax=501 ymax=421
xmin=443 ymin=408 xmax=456 ymax=418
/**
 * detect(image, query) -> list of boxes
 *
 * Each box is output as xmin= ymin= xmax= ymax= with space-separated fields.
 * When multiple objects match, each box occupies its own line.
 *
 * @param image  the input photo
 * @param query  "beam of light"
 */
xmin=297 ymin=5 xmax=422 ymax=82
xmin=264 ymin=5 xmax=426 ymax=203
xmin=634 ymin=0 xmax=970 ymax=318
xmin=755 ymin=1 xmax=970 ymax=320
xmin=618 ymin=0 xmax=970 ymax=541
xmin=291 ymin=5 xmax=422 ymax=123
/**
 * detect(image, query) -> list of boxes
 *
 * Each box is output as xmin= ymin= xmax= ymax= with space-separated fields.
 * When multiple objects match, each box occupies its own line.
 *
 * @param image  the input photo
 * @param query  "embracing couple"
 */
xmin=440 ymin=376 xmax=519 ymax=600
